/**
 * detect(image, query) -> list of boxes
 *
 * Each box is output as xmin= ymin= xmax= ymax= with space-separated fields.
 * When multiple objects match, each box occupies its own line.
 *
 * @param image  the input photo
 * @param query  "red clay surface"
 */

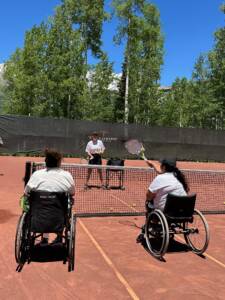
xmin=0 ymin=156 xmax=225 ymax=300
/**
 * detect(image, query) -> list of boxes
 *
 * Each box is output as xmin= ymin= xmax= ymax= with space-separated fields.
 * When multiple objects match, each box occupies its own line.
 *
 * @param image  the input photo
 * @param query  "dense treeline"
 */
xmin=1 ymin=1 xmax=225 ymax=130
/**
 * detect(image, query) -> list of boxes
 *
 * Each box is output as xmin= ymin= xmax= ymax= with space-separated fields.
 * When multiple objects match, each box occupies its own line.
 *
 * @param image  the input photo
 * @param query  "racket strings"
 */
xmin=125 ymin=139 xmax=147 ymax=160
xmin=125 ymin=139 xmax=144 ymax=155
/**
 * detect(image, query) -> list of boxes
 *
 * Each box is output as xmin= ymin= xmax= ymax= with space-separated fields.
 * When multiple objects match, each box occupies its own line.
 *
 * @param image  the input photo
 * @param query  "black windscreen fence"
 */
xmin=1 ymin=114 xmax=225 ymax=161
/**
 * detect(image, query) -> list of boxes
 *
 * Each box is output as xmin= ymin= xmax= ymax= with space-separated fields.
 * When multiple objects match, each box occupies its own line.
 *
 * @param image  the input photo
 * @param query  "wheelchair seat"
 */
xmin=163 ymin=193 xmax=196 ymax=222
xmin=29 ymin=191 xmax=69 ymax=233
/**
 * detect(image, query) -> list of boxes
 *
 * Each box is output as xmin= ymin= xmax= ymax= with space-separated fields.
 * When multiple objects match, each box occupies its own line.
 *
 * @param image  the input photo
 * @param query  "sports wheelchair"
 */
xmin=15 ymin=191 xmax=75 ymax=272
xmin=144 ymin=193 xmax=210 ymax=259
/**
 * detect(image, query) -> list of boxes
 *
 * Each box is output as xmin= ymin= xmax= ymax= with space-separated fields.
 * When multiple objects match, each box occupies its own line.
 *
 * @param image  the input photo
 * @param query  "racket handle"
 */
xmin=143 ymin=155 xmax=148 ymax=161
xmin=140 ymin=152 xmax=147 ymax=161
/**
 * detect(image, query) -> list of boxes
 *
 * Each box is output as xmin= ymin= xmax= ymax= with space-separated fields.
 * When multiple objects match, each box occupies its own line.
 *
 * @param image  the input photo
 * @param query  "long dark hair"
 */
xmin=161 ymin=159 xmax=189 ymax=192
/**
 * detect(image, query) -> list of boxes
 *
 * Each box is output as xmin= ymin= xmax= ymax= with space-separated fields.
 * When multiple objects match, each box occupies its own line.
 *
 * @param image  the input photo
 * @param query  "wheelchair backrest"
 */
xmin=163 ymin=193 xmax=196 ymax=220
xmin=29 ymin=191 xmax=69 ymax=233
xmin=107 ymin=158 xmax=124 ymax=166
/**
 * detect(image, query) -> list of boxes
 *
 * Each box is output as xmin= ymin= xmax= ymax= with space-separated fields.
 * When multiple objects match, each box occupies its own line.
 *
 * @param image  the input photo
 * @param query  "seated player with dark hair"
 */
xmin=145 ymin=158 xmax=189 ymax=211
xmin=137 ymin=158 xmax=189 ymax=243
xmin=24 ymin=148 xmax=75 ymax=244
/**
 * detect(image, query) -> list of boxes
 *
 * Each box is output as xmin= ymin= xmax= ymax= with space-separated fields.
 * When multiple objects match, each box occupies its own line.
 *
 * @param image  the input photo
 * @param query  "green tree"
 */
xmin=207 ymin=4 xmax=225 ymax=128
xmin=190 ymin=54 xmax=219 ymax=129
xmin=160 ymin=3 xmax=225 ymax=130
xmin=62 ymin=0 xmax=108 ymax=119
xmin=112 ymin=0 xmax=163 ymax=124
xmin=3 ymin=1 xmax=107 ymax=120
xmin=43 ymin=5 xmax=86 ymax=119
xmin=63 ymin=0 xmax=107 ymax=62
xmin=114 ymin=60 xmax=126 ymax=122
xmin=0 ymin=82 xmax=4 ymax=113
xmin=159 ymin=78 xmax=192 ymax=127
xmin=84 ymin=54 xmax=115 ymax=121
xmin=3 ymin=48 xmax=28 ymax=114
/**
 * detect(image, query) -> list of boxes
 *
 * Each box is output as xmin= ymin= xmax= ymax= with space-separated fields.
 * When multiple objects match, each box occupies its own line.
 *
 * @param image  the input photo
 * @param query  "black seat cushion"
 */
xmin=29 ymin=191 xmax=68 ymax=233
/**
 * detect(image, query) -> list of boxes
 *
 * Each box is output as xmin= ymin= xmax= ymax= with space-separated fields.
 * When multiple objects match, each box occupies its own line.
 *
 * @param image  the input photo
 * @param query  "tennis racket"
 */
xmin=124 ymin=139 xmax=147 ymax=160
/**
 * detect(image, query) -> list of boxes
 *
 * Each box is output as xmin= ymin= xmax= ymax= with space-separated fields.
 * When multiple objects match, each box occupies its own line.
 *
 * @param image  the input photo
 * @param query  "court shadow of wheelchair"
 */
xmin=30 ymin=243 xmax=67 ymax=263
xmin=140 ymin=238 xmax=190 ymax=262
xmin=0 ymin=209 xmax=18 ymax=224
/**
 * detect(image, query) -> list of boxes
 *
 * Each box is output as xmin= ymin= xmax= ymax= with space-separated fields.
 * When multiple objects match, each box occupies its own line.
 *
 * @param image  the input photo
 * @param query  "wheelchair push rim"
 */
xmin=68 ymin=213 xmax=75 ymax=272
xmin=184 ymin=209 xmax=210 ymax=255
xmin=15 ymin=212 xmax=29 ymax=264
xmin=145 ymin=209 xmax=170 ymax=259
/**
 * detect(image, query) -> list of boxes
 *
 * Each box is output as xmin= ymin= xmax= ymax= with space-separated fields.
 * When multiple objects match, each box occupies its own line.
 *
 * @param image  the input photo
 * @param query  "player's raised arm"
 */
xmin=144 ymin=160 xmax=162 ymax=174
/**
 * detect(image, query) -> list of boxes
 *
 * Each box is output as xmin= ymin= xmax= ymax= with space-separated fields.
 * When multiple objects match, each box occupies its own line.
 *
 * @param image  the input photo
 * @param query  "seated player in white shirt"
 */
xmin=24 ymin=148 xmax=75 ymax=245
xmin=137 ymin=158 xmax=189 ymax=243
xmin=84 ymin=132 xmax=105 ymax=189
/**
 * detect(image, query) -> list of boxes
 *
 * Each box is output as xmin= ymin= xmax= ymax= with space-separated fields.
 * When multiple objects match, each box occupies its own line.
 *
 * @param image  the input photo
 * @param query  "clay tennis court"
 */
xmin=0 ymin=156 xmax=225 ymax=300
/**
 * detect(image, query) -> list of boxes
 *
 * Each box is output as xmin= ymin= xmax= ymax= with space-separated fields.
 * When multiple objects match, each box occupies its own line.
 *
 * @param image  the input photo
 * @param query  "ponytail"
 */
xmin=161 ymin=159 xmax=189 ymax=193
xmin=173 ymin=167 xmax=189 ymax=193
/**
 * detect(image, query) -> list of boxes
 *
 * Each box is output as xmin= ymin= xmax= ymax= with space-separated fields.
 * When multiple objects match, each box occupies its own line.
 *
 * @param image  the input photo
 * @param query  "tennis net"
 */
xmin=28 ymin=162 xmax=225 ymax=216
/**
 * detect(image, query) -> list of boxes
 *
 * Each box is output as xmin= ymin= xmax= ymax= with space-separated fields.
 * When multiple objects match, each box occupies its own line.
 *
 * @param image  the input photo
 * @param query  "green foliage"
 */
xmin=160 ymin=54 xmax=221 ymax=129
xmin=0 ymin=83 xmax=4 ymax=113
xmin=2 ymin=0 xmax=225 ymax=131
xmin=159 ymin=5 xmax=225 ymax=130
xmin=63 ymin=0 xmax=108 ymax=59
xmin=112 ymin=0 xmax=164 ymax=124
xmin=114 ymin=60 xmax=126 ymax=122
xmin=83 ymin=54 xmax=115 ymax=121
xmin=208 ymin=6 xmax=225 ymax=113
xmin=3 ymin=0 xmax=106 ymax=120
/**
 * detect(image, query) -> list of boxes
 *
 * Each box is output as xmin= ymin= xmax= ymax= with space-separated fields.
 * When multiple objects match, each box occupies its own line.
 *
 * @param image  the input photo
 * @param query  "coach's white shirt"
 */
xmin=149 ymin=172 xmax=187 ymax=211
xmin=24 ymin=168 xmax=75 ymax=195
xmin=85 ymin=140 xmax=105 ymax=154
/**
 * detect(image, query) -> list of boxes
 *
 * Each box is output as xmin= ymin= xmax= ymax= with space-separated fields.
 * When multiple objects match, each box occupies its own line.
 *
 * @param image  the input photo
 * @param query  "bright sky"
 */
xmin=0 ymin=0 xmax=224 ymax=86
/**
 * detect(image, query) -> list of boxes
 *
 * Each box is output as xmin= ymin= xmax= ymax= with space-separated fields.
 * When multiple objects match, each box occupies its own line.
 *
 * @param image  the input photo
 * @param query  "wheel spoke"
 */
xmin=185 ymin=209 xmax=209 ymax=254
xmin=145 ymin=210 xmax=169 ymax=258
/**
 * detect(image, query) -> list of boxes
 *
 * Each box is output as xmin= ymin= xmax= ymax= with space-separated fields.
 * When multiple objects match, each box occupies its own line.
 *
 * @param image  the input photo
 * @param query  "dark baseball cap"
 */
xmin=160 ymin=158 xmax=177 ymax=167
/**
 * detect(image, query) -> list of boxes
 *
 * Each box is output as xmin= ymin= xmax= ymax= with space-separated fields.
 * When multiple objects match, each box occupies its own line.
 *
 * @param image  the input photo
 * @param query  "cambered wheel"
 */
xmin=15 ymin=212 xmax=29 ymax=264
xmin=68 ymin=213 xmax=76 ymax=272
xmin=184 ymin=209 xmax=210 ymax=255
xmin=145 ymin=209 xmax=169 ymax=259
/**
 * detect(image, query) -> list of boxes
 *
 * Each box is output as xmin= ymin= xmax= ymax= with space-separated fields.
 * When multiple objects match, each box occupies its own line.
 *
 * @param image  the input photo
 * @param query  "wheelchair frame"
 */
xmin=15 ymin=193 xmax=76 ymax=272
xmin=144 ymin=194 xmax=210 ymax=260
